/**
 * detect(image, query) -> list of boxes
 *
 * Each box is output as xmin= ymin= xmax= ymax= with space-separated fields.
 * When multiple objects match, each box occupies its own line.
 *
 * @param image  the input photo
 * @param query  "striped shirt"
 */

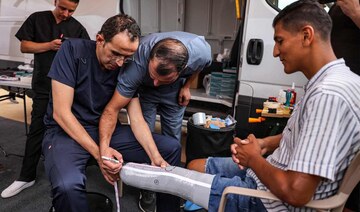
xmin=247 ymin=59 xmax=360 ymax=211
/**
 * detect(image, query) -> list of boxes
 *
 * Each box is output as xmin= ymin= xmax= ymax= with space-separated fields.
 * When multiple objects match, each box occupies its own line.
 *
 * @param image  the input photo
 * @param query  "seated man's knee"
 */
xmin=53 ymin=174 xmax=86 ymax=198
xmin=187 ymin=159 xmax=207 ymax=173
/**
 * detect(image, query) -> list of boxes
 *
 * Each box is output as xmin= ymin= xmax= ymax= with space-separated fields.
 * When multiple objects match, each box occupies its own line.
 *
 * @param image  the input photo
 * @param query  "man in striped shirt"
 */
xmin=194 ymin=0 xmax=360 ymax=211
xmin=116 ymin=0 xmax=360 ymax=211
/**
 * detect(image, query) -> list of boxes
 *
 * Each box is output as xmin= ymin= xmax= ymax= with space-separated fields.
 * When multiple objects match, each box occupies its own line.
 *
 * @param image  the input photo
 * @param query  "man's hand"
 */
xmin=99 ymin=146 xmax=124 ymax=184
xmin=49 ymin=39 xmax=62 ymax=51
xmin=231 ymin=134 xmax=262 ymax=170
xmin=98 ymin=161 xmax=120 ymax=185
xmin=178 ymin=86 xmax=191 ymax=106
xmin=151 ymin=155 xmax=168 ymax=168
xmin=337 ymin=0 xmax=360 ymax=21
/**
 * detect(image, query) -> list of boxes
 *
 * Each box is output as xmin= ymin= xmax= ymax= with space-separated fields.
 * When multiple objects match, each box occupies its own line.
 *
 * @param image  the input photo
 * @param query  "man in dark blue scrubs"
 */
xmin=41 ymin=14 xmax=181 ymax=212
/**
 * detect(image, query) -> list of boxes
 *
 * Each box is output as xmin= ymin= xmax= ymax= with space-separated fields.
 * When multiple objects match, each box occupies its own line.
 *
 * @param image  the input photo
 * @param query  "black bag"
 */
xmin=185 ymin=117 xmax=235 ymax=164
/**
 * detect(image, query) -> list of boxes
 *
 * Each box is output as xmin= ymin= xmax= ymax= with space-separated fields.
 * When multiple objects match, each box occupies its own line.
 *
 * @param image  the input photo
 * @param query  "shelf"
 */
xmin=190 ymin=88 xmax=233 ymax=107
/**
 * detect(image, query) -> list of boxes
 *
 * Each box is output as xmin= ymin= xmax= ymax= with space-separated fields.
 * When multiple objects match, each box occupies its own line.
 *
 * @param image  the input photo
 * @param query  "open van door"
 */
xmin=237 ymin=0 xmax=307 ymax=100
xmin=234 ymin=0 xmax=307 ymax=136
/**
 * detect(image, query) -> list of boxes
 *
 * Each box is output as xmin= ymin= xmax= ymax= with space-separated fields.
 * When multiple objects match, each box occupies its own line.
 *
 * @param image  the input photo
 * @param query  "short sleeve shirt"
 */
xmin=116 ymin=31 xmax=212 ymax=98
xmin=247 ymin=59 xmax=360 ymax=211
xmin=15 ymin=11 xmax=90 ymax=94
xmin=44 ymin=39 xmax=119 ymax=128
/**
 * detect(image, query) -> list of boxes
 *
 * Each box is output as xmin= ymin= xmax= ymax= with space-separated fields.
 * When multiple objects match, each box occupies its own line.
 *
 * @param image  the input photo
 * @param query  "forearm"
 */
xmin=183 ymin=71 xmax=199 ymax=89
xmin=337 ymin=0 xmax=360 ymax=28
xmin=99 ymin=107 xmax=119 ymax=150
xmin=261 ymin=134 xmax=282 ymax=154
xmin=248 ymin=155 xmax=319 ymax=207
xmin=53 ymin=111 xmax=100 ymax=160
xmin=127 ymin=98 xmax=163 ymax=163
xmin=20 ymin=40 xmax=52 ymax=53
xmin=130 ymin=118 xmax=162 ymax=162
xmin=350 ymin=9 xmax=360 ymax=28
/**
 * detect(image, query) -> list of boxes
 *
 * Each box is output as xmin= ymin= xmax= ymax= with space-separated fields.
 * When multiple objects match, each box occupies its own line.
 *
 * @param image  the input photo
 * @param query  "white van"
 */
xmin=0 ymin=0 xmax=332 ymax=135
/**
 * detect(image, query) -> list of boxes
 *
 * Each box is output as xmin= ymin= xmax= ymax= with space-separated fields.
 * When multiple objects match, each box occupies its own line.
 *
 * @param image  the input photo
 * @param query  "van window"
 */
xmin=266 ymin=0 xmax=298 ymax=10
xmin=266 ymin=0 xmax=333 ymax=11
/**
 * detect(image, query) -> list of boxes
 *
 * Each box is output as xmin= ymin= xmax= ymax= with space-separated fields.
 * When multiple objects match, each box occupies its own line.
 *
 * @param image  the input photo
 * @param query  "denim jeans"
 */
xmin=139 ymin=79 xmax=186 ymax=142
xmin=206 ymin=157 xmax=266 ymax=212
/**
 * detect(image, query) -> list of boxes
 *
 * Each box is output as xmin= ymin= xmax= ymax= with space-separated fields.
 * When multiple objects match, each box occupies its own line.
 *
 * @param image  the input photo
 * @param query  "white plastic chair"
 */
xmin=218 ymin=151 xmax=360 ymax=212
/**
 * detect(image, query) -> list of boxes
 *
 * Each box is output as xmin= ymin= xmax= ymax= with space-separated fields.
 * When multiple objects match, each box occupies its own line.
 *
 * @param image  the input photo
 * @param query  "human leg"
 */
xmin=19 ymin=92 xmax=49 ymax=181
xmin=205 ymin=157 xmax=265 ymax=211
xmin=187 ymin=158 xmax=207 ymax=172
xmin=121 ymin=155 xmax=265 ymax=211
xmin=42 ymin=128 xmax=91 ymax=212
xmin=188 ymin=157 xmax=247 ymax=178
xmin=120 ymin=162 xmax=214 ymax=209
xmin=120 ymin=157 xmax=264 ymax=211
xmin=140 ymin=81 xmax=185 ymax=142
xmin=158 ymin=101 xmax=185 ymax=142
xmin=1 ymin=93 xmax=49 ymax=198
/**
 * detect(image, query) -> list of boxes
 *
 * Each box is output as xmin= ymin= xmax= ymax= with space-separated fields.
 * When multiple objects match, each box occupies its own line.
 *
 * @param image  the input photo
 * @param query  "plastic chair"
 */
xmin=218 ymin=151 xmax=360 ymax=212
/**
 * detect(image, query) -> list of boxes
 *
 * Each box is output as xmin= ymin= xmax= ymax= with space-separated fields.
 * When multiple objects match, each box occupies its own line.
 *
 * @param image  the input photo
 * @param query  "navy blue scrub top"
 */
xmin=44 ymin=39 xmax=120 ymax=128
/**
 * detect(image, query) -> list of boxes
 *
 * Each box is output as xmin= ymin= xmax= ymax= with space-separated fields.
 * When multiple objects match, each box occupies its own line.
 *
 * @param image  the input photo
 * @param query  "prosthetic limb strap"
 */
xmin=120 ymin=163 xmax=214 ymax=209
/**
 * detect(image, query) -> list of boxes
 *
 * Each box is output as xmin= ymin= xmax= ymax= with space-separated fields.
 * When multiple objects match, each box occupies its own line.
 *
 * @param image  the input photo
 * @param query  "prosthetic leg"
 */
xmin=120 ymin=163 xmax=214 ymax=209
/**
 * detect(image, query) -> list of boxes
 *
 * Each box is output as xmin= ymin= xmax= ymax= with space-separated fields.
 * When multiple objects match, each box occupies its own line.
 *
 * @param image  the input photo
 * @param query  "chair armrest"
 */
xmin=218 ymin=186 xmax=280 ymax=212
xmin=218 ymin=187 xmax=348 ymax=212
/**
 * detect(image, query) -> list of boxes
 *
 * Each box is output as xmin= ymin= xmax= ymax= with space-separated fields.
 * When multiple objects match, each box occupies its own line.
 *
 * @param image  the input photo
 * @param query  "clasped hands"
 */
xmin=231 ymin=134 xmax=266 ymax=170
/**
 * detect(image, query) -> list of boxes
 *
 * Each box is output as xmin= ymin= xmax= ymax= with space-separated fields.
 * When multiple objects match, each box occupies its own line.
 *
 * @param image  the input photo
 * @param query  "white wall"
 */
xmin=0 ymin=0 xmax=238 ymax=63
xmin=0 ymin=0 xmax=119 ymax=63
xmin=124 ymin=0 xmax=239 ymax=57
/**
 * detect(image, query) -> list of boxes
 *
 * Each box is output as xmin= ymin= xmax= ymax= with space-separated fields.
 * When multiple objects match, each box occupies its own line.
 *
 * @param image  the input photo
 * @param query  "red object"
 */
xmin=290 ymin=82 xmax=297 ymax=105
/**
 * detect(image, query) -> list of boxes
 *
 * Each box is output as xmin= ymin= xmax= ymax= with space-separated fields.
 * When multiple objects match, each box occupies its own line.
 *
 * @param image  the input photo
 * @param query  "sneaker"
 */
xmin=138 ymin=190 xmax=156 ymax=212
xmin=184 ymin=200 xmax=202 ymax=211
xmin=1 ymin=180 xmax=35 ymax=198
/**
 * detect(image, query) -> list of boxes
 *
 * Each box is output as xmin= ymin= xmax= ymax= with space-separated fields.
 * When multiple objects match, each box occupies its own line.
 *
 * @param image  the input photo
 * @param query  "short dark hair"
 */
xmin=149 ymin=38 xmax=189 ymax=76
xmin=273 ymin=0 xmax=332 ymax=40
xmin=98 ymin=14 xmax=141 ymax=43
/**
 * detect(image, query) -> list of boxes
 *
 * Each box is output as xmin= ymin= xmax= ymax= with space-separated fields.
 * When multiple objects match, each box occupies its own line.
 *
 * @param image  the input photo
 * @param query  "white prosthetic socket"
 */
xmin=120 ymin=162 xmax=214 ymax=209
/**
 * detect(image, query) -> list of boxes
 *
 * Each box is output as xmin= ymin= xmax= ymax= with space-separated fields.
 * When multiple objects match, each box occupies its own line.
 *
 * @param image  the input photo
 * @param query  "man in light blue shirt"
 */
xmin=115 ymin=31 xmax=211 ymax=141
xmin=100 ymin=31 xmax=211 ymax=211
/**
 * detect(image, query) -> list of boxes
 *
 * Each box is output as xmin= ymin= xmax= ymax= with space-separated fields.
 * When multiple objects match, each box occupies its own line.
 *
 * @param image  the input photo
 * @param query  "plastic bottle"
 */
xmin=285 ymin=90 xmax=291 ymax=107
xmin=290 ymin=82 xmax=297 ymax=106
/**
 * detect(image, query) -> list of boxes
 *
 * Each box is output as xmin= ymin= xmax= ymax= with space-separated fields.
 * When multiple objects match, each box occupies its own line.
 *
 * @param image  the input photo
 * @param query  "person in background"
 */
xmin=115 ymin=1 xmax=360 ymax=211
xmin=329 ymin=0 xmax=360 ymax=75
xmin=1 ymin=0 xmax=89 ymax=199
xmin=99 ymin=31 xmax=211 ymax=211
xmin=328 ymin=0 xmax=360 ymax=211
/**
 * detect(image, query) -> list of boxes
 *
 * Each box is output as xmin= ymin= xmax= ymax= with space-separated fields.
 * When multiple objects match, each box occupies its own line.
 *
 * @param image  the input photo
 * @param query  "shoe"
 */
xmin=138 ymin=190 xmax=156 ymax=212
xmin=1 ymin=180 xmax=35 ymax=198
xmin=184 ymin=200 xmax=202 ymax=211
